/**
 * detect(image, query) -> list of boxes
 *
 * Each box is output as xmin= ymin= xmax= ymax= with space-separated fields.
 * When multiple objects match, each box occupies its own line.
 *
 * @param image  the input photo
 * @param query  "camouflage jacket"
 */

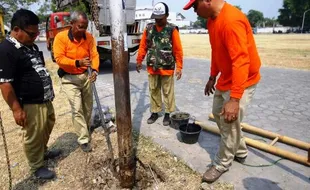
xmin=146 ymin=23 xmax=177 ymax=71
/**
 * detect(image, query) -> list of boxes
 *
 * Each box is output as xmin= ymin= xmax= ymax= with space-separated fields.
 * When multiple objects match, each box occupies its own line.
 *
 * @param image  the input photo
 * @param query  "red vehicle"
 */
xmin=45 ymin=12 xmax=71 ymax=61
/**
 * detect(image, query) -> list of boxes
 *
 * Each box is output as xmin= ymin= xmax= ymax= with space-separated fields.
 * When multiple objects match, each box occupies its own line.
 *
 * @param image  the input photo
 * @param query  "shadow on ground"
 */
xmin=13 ymin=132 xmax=79 ymax=190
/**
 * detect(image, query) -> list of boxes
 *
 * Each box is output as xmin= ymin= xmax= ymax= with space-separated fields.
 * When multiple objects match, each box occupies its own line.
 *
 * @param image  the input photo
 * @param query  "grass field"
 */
xmin=0 ymin=34 xmax=309 ymax=189
xmin=181 ymin=34 xmax=310 ymax=70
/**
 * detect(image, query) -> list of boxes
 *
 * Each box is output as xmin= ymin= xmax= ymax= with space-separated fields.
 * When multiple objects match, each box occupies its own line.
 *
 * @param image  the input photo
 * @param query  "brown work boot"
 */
xmin=202 ymin=166 xmax=226 ymax=183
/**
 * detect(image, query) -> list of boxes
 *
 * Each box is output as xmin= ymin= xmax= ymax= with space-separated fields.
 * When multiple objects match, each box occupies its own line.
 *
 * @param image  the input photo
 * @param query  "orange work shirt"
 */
xmin=208 ymin=2 xmax=261 ymax=99
xmin=53 ymin=29 xmax=99 ymax=74
xmin=136 ymin=24 xmax=183 ymax=75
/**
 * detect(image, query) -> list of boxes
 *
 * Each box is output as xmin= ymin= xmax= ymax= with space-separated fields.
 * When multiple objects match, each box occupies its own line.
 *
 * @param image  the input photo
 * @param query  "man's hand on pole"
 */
xmin=89 ymin=71 xmax=98 ymax=82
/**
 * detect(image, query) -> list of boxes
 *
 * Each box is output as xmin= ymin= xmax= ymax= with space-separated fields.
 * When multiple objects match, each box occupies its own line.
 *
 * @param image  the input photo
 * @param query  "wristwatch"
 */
xmin=209 ymin=76 xmax=216 ymax=81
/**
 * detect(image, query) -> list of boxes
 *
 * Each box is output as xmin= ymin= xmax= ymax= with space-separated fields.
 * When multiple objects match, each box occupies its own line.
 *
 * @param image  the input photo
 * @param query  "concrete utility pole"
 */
xmin=108 ymin=0 xmax=135 ymax=188
xmin=301 ymin=9 xmax=310 ymax=33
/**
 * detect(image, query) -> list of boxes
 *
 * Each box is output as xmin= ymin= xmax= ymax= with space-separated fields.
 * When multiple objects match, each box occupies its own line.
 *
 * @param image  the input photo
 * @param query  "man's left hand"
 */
xmin=220 ymin=98 xmax=240 ymax=123
xmin=89 ymin=71 xmax=98 ymax=82
xmin=175 ymin=70 xmax=182 ymax=80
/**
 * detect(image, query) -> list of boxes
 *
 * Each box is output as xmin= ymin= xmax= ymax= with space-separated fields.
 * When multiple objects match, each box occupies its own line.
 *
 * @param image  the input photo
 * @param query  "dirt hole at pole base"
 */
xmin=81 ymin=154 xmax=162 ymax=189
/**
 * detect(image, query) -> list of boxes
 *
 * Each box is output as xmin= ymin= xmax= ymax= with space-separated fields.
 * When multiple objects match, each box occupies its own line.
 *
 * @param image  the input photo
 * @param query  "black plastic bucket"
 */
xmin=170 ymin=111 xmax=190 ymax=129
xmin=179 ymin=123 xmax=202 ymax=144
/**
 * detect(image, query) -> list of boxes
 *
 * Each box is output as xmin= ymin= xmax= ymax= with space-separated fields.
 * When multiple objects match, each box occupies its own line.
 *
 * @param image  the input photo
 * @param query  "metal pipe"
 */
xmin=301 ymin=9 xmax=310 ymax=33
xmin=109 ymin=0 xmax=135 ymax=188
xmin=195 ymin=121 xmax=310 ymax=167
xmin=87 ymin=67 xmax=115 ymax=167
xmin=209 ymin=114 xmax=310 ymax=151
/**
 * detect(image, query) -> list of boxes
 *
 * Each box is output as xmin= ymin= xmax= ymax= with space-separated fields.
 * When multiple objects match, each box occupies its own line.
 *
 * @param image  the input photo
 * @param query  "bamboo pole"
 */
xmin=209 ymin=114 xmax=310 ymax=151
xmin=195 ymin=121 xmax=310 ymax=167
xmin=270 ymin=137 xmax=279 ymax=146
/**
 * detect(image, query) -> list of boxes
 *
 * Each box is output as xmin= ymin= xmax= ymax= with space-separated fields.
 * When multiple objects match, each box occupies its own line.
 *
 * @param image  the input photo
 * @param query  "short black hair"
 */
xmin=10 ymin=9 xmax=39 ymax=30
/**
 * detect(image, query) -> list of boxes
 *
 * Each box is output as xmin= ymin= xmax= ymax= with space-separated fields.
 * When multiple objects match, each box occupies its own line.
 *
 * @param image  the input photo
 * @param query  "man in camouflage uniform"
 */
xmin=136 ymin=2 xmax=183 ymax=126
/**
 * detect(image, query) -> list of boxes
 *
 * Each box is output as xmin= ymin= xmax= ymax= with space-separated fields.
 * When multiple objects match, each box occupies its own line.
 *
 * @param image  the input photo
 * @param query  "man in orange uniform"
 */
xmin=53 ymin=11 xmax=99 ymax=152
xmin=136 ymin=2 xmax=183 ymax=126
xmin=184 ymin=0 xmax=261 ymax=183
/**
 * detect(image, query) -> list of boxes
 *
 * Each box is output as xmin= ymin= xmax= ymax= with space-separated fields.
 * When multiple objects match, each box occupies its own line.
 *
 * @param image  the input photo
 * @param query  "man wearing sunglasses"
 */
xmin=0 ymin=9 xmax=59 ymax=179
xmin=183 ymin=0 xmax=261 ymax=183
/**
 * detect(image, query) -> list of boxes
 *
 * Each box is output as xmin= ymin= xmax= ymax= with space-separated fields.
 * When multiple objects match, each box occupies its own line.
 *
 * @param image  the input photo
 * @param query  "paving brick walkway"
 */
xmin=96 ymin=58 xmax=310 ymax=189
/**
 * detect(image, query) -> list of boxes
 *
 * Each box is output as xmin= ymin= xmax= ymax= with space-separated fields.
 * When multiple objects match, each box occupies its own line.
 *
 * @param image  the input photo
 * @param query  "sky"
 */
xmin=137 ymin=0 xmax=284 ymax=21
xmin=31 ymin=0 xmax=284 ymax=22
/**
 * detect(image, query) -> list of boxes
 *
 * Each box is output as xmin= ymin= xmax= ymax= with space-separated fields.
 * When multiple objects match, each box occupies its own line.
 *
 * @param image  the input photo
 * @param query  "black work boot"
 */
xmin=80 ymin=143 xmax=92 ymax=152
xmin=163 ymin=113 xmax=171 ymax=126
xmin=234 ymin=155 xmax=247 ymax=164
xmin=147 ymin=113 xmax=159 ymax=124
xmin=44 ymin=149 xmax=62 ymax=160
xmin=34 ymin=167 xmax=55 ymax=179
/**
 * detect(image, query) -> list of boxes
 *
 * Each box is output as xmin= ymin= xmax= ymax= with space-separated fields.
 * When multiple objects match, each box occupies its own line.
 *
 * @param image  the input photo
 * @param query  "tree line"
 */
xmin=194 ymin=0 xmax=310 ymax=31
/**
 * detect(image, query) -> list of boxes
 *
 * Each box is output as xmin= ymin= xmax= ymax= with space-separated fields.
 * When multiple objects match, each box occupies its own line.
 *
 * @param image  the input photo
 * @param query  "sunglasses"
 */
xmin=21 ymin=28 xmax=40 ymax=38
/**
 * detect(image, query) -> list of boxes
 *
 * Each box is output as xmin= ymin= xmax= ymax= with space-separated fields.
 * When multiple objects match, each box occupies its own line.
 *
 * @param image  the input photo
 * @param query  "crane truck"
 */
xmin=46 ymin=0 xmax=144 ymax=63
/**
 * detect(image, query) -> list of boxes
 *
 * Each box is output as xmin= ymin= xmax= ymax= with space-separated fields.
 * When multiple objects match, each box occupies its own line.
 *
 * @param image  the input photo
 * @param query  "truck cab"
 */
xmin=51 ymin=0 xmax=142 ymax=64
xmin=45 ymin=12 xmax=71 ymax=61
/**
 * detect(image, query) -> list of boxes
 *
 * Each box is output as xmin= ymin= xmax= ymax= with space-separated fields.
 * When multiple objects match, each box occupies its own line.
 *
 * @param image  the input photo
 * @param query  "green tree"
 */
xmin=278 ymin=0 xmax=310 ymax=27
xmin=0 ymin=0 xmax=37 ymax=23
xmin=36 ymin=0 xmax=57 ymax=23
xmin=234 ymin=5 xmax=242 ymax=11
xmin=247 ymin=9 xmax=264 ymax=27
xmin=194 ymin=16 xmax=207 ymax=28
xmin=264 ymin=17 xmax=278 ymax=27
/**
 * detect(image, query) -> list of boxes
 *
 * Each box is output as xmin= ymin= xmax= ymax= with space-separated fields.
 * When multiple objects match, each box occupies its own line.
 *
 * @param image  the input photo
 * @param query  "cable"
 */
xmin=241 ymin=158 xmax=285 ymax=167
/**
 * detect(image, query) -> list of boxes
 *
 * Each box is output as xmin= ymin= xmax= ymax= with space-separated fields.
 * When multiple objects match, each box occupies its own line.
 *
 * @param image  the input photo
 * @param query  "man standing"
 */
xmin=136 ymin=2 xmax=183 ymax=126
xmin=184 ymin=0 xmax=261 ymax=183
xmin=0 ymin=9 xmax=59 ymax=179
xmin=53 ymin=11 xmax=99 ymax=152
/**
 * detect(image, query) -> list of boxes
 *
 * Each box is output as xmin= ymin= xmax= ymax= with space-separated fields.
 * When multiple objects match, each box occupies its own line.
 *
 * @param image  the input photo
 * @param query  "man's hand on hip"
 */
xmin=136 ymin=63 xmax=142 ymax=73
xmin=220 ymin=98 xmax=240 ymax=123
xmin=175 ymin=70 xmax=182 ymax=80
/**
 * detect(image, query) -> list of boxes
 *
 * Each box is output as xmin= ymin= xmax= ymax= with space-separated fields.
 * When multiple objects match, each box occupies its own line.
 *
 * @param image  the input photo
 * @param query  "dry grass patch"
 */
xmin=180 ymin=34 xmax=310 ymax=70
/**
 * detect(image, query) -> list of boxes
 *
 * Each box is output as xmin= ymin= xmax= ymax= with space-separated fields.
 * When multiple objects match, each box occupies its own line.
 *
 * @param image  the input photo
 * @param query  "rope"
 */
xmin=241 ymin=158 xmax=285 ymax=167
xmin=0 ymin=112 xmax=12 ymax=190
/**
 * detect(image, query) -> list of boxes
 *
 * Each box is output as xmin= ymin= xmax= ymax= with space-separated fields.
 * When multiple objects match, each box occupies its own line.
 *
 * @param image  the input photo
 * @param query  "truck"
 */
xmin=46 ymin=0 xmax=144 ymax=63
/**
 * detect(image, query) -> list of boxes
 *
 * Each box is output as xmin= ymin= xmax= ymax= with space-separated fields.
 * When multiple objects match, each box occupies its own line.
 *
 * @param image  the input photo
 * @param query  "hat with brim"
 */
xmin=183 ymin=0 xmax=196 ymax=10
xmin=151 ymin=2 xmax=168 ymax=19
xmin=151 ymin=14 xmax=166 ymax=19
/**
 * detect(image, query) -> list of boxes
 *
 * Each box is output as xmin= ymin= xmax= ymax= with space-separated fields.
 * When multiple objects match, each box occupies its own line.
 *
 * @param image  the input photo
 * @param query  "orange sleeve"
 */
xmin=89 ymin=36 xmax=100 ymax=72
xmin=172 ymin=28 xmax=183 ymax=71
xmin=222 ymin=21 xmax=250 ymax=99
xmin=53 ymin=33 xmax=76 ymax=69
xmin=136 ymin=29 xmax=148 ymax=64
